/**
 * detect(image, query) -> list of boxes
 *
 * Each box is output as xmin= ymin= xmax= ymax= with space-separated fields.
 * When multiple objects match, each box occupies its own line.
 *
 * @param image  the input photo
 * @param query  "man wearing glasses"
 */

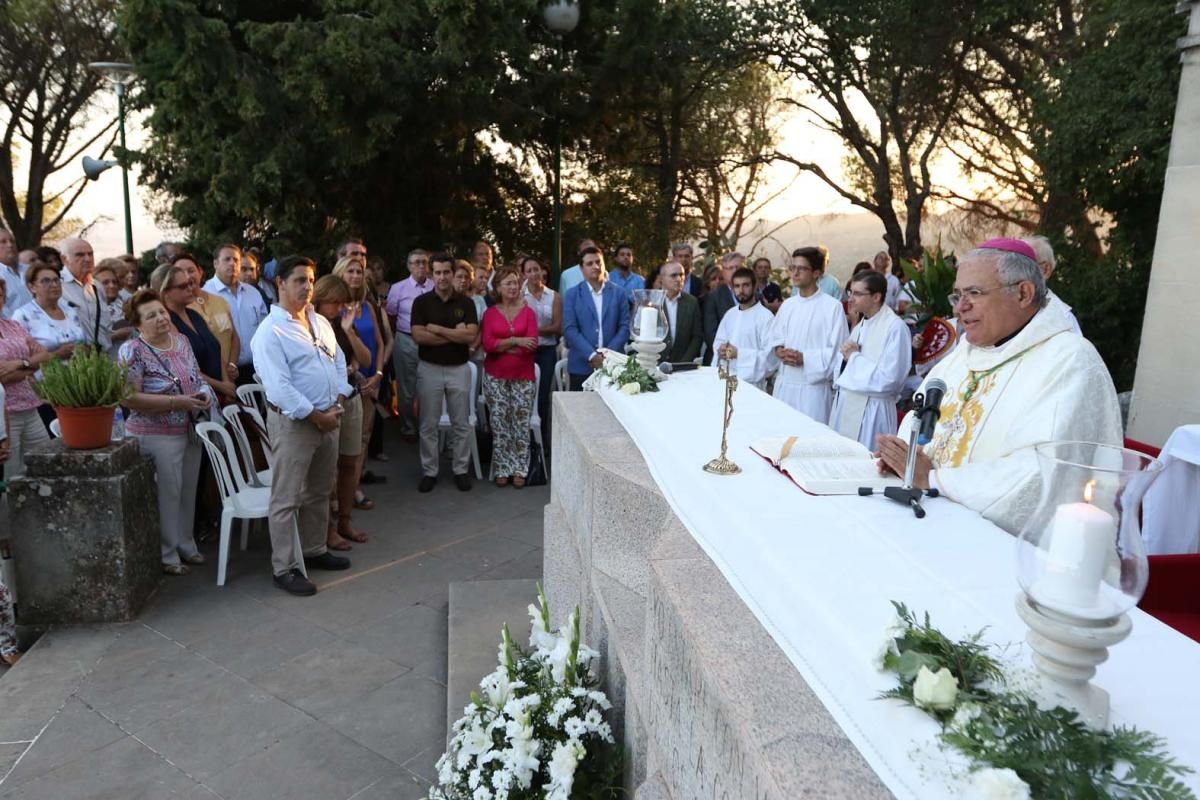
xmin=769 ymin=246 xmax=848 ymax=422
xmin=875 ymin=238 xmax=1121 ymax=535
xmin=829 ymin=270 xmax=911 ymax=448
xmin=251 ymin=256 xmax=353 ymax=596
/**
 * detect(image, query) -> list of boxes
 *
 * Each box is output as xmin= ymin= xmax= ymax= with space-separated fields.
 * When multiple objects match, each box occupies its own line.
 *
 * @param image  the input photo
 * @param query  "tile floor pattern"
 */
xmin=0 ymin=430 xmax=548 ymax=800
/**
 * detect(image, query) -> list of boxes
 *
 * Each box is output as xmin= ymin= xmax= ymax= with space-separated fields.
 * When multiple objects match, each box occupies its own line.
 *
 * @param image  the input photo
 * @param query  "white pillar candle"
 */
xmin=1037 ymin=499 xmax=1116 ymax=610
xmin=637 ymin=306 xmax=659 ymax=341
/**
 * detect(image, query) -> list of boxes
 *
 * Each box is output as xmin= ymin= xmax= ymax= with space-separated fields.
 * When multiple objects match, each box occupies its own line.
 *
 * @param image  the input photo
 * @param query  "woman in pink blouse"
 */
xmin=481 ymin=265 xmax=538 ymax=487
xmin=0 ymin=279 xmax=52 ymax=478
xmin=118 ymin=290 xmax=216 ymax=576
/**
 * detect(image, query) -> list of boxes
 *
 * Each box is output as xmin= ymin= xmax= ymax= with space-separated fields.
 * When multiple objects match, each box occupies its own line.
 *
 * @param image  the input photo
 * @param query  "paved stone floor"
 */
xmin=0 ymin=428 xmax=548 ymax=800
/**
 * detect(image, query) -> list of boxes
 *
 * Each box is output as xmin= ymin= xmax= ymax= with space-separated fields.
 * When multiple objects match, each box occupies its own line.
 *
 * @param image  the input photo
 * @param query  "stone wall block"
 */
xmin=589 ymin=461 xmax=674 ymax=598
xmin=543 ymin=502 xmax=588 ymax=631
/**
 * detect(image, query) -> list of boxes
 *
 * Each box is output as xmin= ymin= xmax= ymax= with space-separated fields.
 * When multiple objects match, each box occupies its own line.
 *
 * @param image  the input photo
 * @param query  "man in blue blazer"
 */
xmin=563 ymin=246 xmax=631 ymax=390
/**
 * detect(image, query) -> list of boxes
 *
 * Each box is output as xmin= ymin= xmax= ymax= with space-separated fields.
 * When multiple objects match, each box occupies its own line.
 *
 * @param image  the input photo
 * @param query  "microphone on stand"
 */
xmin=916 ymin=378 xmax=947 ymax=446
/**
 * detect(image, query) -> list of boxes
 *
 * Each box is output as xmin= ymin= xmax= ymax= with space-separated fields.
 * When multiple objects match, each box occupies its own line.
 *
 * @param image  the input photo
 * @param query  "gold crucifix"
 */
xmin=703 ymin=354 xmax=741 ymax=475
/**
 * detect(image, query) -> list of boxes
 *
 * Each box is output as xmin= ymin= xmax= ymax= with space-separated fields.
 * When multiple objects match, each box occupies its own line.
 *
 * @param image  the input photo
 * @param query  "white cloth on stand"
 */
xmin=1143 ymin=425 xmax=1200 ymax=555
xmin=830 ymin=305 xmax=911 ymax=449
xmin=594 ymin=372 xmax=1200 ymax=800
xmin=769 ymin=290 xmax=848 ymax=422
xmin=712 ymin=302 xmax=778 ymax=390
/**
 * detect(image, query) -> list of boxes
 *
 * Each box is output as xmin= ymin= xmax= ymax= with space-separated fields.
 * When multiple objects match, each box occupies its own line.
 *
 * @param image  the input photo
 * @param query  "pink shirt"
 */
xmin=118 ymin=334 xmax=214 ymax=436
xmin=481 ymin=305 xmax=537 ymax=382
xmin=384 ymin=276 xmax=434 ymax=334
xmin=0 ymin=318 xmax=44 ymax=412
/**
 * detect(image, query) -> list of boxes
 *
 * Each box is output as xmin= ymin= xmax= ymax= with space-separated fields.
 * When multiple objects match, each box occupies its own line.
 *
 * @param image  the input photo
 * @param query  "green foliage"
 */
xmin=901 ymin=246 xmax=957 ymax=324
xmin=881 ymin=601 xmax=1196 ymax=799
xmin=598 ymin=356 xmax=660 ymax=394
xmin=34 ymin=347 xmax=132 ymax=408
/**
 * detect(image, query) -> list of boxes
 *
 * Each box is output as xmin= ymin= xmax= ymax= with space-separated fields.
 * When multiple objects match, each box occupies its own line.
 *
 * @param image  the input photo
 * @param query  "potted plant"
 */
xmin=34 ymin=348 xmax=132 ymax=449
xmin=903 ymin=245 xmax=959 ymax=373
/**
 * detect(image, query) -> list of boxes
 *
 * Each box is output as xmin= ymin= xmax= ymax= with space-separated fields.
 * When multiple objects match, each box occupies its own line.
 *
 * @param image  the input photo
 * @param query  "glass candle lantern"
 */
xmin=1016 ymin=441 xmax=1163 ymax=622
xmin=630 ymin=289 xmax=668 ymax=342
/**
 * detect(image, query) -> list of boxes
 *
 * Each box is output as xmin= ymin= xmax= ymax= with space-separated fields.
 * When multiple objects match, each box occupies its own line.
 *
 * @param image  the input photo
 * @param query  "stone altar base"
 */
xmin=8 ymin=438 xmax=161 ymax=624
xmin=546 ymin=392 xmax=890 ymax=799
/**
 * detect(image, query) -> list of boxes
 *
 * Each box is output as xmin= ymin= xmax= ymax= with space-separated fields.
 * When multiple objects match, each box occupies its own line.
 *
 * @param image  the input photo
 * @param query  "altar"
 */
xmin=544 ymin=370 xmax=1200 ymax=799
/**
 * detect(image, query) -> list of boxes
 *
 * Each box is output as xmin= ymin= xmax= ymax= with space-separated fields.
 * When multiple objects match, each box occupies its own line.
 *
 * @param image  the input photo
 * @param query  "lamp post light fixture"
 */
xmin=88 ymin=62 xmax=137 ymax=255
xmin=542 ymin=1 xmax=579 ymax=289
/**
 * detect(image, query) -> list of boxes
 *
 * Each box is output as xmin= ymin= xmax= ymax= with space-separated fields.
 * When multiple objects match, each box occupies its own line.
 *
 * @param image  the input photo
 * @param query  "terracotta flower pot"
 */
xmin=54 ymin=406 xmax=116 ymax=450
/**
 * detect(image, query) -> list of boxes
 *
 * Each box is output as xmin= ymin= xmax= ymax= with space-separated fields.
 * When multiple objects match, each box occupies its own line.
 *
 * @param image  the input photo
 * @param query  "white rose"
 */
xmin=619 ymin=382 xmax=641 ymax=395
xmin=912 ymin=665 xmax=958 ymax=711
xmin=970 ymin=767 xmax=1031 ymax=800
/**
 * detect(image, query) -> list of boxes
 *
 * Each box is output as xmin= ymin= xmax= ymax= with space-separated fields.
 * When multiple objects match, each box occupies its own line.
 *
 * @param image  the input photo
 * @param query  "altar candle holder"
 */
xmin=703 ymin=355 xmax=741 ymax=475
xmin=1014 ymin=441 xmax=1163 ymax=728
xmin=629 ymin=289 xmax=669 ymax=379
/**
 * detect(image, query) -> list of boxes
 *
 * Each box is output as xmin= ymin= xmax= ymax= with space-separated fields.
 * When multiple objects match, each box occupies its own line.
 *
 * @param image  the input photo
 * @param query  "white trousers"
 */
xmin=5 ymin=408 xmax=51 ymax=480
xmin=134 ymin=433 xmax=202 ymax=565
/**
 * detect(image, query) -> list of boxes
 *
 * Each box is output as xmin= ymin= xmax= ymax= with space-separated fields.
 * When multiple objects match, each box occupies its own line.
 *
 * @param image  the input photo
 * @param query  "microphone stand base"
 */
xmin=857 ymin=485 xmax=940 ymax=519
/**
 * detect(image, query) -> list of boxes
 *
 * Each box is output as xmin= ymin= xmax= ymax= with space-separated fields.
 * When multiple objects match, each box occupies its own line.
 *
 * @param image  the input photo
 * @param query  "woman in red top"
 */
xmin=481 ymin=264 xmax=538 ymax=487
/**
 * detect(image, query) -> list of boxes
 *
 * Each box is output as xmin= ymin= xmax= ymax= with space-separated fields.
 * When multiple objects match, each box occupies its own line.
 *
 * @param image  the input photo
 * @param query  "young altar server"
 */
xmin=829 ymin=270 xmax=912 ymax=448
xmin=878 ymin=239 xmax=1121 ymax=535
xmin=712 ymin=267 xmax=777 ymax=390
xmin=769 ymin=247 xmax=848 ymax=422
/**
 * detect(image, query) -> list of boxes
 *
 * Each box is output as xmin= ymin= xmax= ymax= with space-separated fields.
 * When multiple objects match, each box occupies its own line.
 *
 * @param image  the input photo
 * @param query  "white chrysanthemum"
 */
xmin=563 ymin=716 xmax=586 ymax=740
xmin=969 ymin=767 xmax=1031 ymax=800
xmin=472 ymin=784 xmax=494 ymax=800
xmin=467 ymin=767 xmax=482 ymax=790
xmin=570 ymin=686 xmax=588 ymax=697
xmin=548 ymin=696 xmax=575 ymax=727
xmin=597 ymin=721 xmax=614 ymax=743
xmin=587 ymin=690 xmax=612 ymax=710
xmin=949 ymin=703 xmax=983 ymax=733
xmin=583 ymin=708 xmax=603 ymax=730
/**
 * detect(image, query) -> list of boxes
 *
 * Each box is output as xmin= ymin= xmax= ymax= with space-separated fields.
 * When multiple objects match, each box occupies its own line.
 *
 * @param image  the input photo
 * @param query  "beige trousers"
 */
xmin=266 ymin=410 xmax=338 ymax=576
xmin=133 ymin=433 xmax=202 ymax=565
xmin=417 ymin=361 xmax=472 ymax=477
xmin=5 ymin=408 xmax=51 ymax=480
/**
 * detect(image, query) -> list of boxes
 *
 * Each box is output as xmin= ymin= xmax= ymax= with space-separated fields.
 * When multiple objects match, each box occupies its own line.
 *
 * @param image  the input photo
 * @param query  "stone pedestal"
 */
xmin=7 ymin=438 xmax=160 ymax=624
xmin=1128 ymin=1 xmax=1200 ymax=446
xmin=545 ymin=393 xmax=890 ymax=799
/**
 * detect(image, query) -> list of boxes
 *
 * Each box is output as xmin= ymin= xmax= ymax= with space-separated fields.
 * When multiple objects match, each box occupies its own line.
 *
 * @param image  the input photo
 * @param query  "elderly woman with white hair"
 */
xmin=875 ymin=237 xmax=1121 ymax=535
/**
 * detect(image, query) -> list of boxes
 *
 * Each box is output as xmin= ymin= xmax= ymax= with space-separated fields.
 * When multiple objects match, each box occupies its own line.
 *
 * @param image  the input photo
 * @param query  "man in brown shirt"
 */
xmin=411 ymin=253 xmax=479 ymax=493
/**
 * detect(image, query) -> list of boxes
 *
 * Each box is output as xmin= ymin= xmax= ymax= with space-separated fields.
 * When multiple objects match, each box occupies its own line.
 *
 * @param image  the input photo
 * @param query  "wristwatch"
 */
xmin=21 ymin=358 xmax=30 ymax=370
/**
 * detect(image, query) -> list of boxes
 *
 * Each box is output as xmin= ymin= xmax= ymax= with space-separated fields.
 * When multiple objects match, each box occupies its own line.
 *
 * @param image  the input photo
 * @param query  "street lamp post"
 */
xmin=88 ymin=62 xmax=137 ymax=255
xmin=542 ymin=2 xmax=579 ymax=290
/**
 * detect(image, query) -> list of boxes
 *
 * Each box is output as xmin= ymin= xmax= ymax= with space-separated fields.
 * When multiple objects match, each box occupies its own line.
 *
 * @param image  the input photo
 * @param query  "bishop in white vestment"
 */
xmin=880 ymin=239 xmax=1121 ymax=535
xmin=712 ymin=269 xmax=778 ymax=390
xmin=830 ymin=272 xmax=912 ymax=449
xmin=769 ymin=248 xmax=849 ymax=422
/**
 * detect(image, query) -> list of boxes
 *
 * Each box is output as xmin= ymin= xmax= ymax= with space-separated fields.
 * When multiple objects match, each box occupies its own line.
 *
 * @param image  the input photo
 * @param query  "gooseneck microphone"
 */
xmin=916 ymin=378 xmax=947 ymax=446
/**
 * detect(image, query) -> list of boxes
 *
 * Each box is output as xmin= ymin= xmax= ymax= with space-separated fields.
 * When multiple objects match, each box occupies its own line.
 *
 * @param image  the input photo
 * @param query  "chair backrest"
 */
xmin=530 ymin=364 xmax=542 ymax=427
xmin=554 ymin=358 xmax=569 ymax=392
xmin=236 ymin=384 xmax=268 ymax=420
xmin=221 ymin=405 xmax=263 ymax=485
xmin=49 ymin=418 xmax=61 ymax=438
xmin=467 ymin=362 xmax=478 ymax=426
xmin=195 ymin=421 xmax=256 ymax=502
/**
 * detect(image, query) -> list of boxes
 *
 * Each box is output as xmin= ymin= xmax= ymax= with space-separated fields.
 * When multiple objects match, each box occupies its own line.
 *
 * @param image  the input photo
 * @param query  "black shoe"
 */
xmin=454 ymin=473 xmax=472 ymax=492
xmin=418 ymin=476 xmax=437 ymax=493
xmin=360 ymin=471 xmax=387 ymax=485
xmin=274 ymin=569 xmax=317 ymax=596
xmin=304 ymin=552 xmax=351 ymax=571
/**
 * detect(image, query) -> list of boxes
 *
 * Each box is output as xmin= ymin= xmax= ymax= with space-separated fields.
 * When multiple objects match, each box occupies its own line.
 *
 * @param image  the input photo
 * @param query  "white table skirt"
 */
xmin=1143 ymin=424 xmax=1200 ymax=554
xmin=596 ymin=370 xmax=1200 ymax=798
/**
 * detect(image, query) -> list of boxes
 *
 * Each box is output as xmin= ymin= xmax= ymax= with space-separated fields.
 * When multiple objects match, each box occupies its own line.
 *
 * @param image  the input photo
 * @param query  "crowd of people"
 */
xmin=0 ymin=225 xmax=1095 ymax=618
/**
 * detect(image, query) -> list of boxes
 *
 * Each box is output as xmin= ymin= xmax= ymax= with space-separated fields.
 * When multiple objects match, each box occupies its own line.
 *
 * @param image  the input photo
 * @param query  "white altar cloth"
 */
xmin=596 ymin=370 xmax=1200 ymax=798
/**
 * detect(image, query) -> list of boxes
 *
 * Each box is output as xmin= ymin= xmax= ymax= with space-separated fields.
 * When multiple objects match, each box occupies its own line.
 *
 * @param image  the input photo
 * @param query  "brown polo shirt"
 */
xmin=411 ymin=290 xmax=478 ymax=366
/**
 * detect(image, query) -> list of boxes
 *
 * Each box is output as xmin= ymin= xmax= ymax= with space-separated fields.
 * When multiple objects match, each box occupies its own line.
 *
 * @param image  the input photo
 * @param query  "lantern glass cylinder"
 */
xmin=630 ymin=289 xmax=668 ymax=342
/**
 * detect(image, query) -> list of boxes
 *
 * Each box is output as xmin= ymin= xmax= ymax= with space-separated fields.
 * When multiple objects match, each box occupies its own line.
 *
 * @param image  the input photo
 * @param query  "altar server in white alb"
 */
xmin=712 ymin=267 xmax=777 ymax=390
xmin=877 ymin=239 xmax=1121 ymax=535
xmin=770 ymin=246 xmax=848 ymax=422
xmin=829 ymin=270 xmax=911 ymax=449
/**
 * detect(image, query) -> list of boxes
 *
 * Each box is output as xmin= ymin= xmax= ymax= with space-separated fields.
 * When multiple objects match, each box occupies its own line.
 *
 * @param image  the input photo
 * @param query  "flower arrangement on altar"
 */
xmin=595 ymin=352 xmax=659 ymax=395
xmin=877 ymin=601 xmax=1195 ymax=800
xmin=428 ymin=586 xmax=622 ymax=800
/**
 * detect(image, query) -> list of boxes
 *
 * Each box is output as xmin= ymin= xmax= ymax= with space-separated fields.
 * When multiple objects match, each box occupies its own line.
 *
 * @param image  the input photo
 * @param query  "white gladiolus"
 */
xmin=912 ymin=665 xmax=959 ymax=711
xmin=970 ymin=767 xmax=1031 ymax=800
xmin=548 ymin=637 xmax=572 ymax=684
xmin=547 ymin=740 xmax=585 ymax=800
xmin=528 ymin=603 xmax=557 ymax=652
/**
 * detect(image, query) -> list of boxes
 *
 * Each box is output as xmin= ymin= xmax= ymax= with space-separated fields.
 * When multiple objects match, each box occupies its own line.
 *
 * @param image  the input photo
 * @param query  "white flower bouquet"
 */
xmin=429 ymin=585 xmax=622 ymax=800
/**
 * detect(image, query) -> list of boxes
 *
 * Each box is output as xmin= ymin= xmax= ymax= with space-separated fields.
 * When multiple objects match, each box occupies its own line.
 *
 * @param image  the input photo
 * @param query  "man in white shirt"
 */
xmin=1022 ymin=235 xmax=1082 ymax=335
xmin=205 ymin=243 xmax=268 ymax=384
xmin=829 ymin=271 xmax=912 ymax=449
xmin=770 ymin=246 xmax=849 ymax=421
xmin=0 ymin=229 xmax=31 ymax=320
xmin=713 ymin=267 xmax=778 ymax=390
xmin=59 ymin=238 xmax=112 ymax=353
xmin=873 ymin=251 xmax=902 ymax=311
xmin=251 ymin=256 xmax=354 ymax=596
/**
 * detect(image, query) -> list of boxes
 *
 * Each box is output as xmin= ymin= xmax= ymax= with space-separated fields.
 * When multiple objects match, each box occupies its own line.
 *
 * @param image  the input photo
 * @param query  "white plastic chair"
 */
xmin=488 ymin=364 xmax=545 ymax=481
xmin=221 ymin=405 xmax=272 ymax=488
xmin=236 ymin=383 xmax=268 ymax=420
xmin=195 ymin=421 xmax=305 ymax=586
xmin=49 ymin=419 xmax=61 ymax=438
xmin=554 ymin=357 xmax=569 ymax=392
xmin=438 ymin=361 xmax=483 ymax=479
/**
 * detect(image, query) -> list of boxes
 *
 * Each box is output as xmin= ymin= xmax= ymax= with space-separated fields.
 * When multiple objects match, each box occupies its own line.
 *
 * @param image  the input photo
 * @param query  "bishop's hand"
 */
xmin=875 ymin=434 xmax=932 ymax=490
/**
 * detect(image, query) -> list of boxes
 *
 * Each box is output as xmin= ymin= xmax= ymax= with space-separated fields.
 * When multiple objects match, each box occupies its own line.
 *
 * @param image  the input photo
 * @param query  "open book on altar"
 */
xmin=750 ymin=435 xmax=903 ymax=495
